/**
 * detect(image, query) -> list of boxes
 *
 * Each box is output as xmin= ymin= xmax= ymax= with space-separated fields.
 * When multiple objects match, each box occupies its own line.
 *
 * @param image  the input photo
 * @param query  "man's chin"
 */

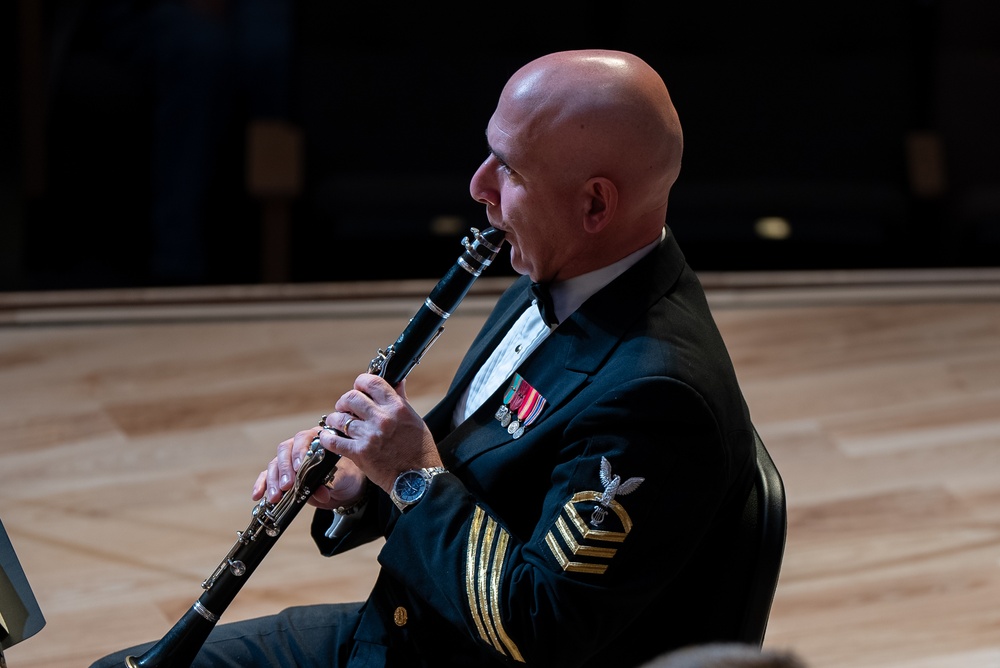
xmin=507 ymin=249 xmax=530 ymax=277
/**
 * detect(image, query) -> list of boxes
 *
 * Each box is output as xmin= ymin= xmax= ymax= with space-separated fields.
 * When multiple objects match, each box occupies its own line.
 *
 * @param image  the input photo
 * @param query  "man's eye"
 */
xmin=495 ymin=158 xmax=513 ymax=176
xmin=488 ymin=151 xmax=512 ymax=175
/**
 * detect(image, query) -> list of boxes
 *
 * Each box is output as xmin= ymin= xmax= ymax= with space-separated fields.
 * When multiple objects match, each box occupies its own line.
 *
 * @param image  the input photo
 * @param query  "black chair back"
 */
xmin=736 ymin=428 xmax=787 ymax=646
xmin=1 ymin=516 xmax=47 ymax=655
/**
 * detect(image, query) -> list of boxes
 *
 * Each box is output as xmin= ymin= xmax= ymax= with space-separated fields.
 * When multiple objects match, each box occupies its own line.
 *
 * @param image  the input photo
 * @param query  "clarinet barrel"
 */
xmin=124 ymin=226 xmax=505 ymax=668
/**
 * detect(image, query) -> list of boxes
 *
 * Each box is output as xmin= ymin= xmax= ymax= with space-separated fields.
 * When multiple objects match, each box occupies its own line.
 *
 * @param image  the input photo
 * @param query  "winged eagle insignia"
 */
xmin=590 ymin=456 xmax=644 ymax=527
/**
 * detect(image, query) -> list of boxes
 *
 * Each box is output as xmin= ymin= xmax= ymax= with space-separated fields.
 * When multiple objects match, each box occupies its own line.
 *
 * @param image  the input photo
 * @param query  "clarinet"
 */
xmin=125 ymin=226 xmax=505 ymax=668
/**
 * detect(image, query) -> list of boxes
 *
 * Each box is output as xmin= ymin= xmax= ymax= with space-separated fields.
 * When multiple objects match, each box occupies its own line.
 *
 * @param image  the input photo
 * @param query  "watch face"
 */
xmin=394 ymin=470 xmax=428 ymax=505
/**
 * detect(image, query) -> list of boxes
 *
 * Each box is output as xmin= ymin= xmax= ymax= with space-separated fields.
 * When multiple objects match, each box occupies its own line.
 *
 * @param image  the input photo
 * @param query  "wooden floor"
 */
xmin=2 ymin=268 xmax=1000 ymax=668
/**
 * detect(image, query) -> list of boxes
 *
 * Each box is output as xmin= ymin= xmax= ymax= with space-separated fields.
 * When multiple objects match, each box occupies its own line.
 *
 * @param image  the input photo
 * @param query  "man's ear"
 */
xmin=583 ymin=177 xmax=618 ymax=233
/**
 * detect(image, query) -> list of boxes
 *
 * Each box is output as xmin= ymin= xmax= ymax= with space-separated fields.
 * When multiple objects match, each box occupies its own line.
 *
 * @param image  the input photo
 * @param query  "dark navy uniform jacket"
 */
xmin=311 ymin=227 xmax=756 ymax=667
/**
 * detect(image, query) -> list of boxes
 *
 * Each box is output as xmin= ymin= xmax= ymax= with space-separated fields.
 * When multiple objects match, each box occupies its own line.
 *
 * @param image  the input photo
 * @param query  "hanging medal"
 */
xmin=495 ymin=373 xmax=547 ymax=439
xmin=494 ymin=378 xmax=520 ymax=427
xmin=505 ymin=381 xmax=531 ymax=433
xmin=495 ymin=375 xmax=522 ymax=428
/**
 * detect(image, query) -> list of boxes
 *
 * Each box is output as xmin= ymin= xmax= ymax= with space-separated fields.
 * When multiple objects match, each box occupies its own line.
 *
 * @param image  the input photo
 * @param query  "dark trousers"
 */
xmin=90 ymin=602 xmax=363 ymax=668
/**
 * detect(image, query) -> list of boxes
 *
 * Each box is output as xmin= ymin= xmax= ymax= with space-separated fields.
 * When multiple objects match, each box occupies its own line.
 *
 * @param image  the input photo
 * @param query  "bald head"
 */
xmin=470 ymin=50 xmax=685 ymax=281
xmin=501 ymin=50 xmax=683 ymax=233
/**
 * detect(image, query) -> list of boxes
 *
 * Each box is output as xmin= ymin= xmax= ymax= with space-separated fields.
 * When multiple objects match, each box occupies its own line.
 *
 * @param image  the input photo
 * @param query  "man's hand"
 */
xmin=252 ymin=427 xmax=368 ymax=511
xmin=317 ymin=374 xmax=442 ymax=493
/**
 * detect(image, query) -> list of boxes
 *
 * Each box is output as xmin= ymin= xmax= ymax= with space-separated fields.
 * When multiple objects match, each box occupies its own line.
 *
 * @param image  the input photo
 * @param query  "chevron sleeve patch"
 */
xmin=544 ymin=491 xmax=634 ymax=575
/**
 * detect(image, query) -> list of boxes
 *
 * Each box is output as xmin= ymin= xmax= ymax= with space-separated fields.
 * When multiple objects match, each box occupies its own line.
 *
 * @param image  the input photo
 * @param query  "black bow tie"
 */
xmin=530 ymin=282 xmax=558 ymax=326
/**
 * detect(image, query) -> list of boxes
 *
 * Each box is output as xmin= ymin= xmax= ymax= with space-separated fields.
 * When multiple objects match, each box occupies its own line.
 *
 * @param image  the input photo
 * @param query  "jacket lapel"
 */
xmin=434 ymin=229 xmax=689 ymax=466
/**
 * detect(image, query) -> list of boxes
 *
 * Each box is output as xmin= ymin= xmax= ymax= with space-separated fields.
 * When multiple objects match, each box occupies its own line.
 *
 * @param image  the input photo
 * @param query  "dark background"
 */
xmin=3 ymin=0 xmax=999 ymax=290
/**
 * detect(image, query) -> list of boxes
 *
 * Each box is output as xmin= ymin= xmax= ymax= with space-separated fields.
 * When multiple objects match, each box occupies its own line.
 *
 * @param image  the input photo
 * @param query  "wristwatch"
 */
xmin=390 ymin=467 xmax=446 ymax=512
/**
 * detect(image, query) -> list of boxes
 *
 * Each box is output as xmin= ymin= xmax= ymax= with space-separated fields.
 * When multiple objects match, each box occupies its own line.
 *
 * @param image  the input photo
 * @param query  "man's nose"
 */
xmin=469 ymin=159 xmax=498 ymax=207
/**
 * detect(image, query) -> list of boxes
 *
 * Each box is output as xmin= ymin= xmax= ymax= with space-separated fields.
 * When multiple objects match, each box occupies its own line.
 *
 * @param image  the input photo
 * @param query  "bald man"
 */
xmin=92 ymin=50 xmax=757 ymax=668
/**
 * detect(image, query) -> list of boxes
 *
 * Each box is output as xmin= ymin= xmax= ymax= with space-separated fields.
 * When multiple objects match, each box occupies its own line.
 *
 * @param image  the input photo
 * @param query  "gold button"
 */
xmin=393 ymin=606 xmax=408 ymax=627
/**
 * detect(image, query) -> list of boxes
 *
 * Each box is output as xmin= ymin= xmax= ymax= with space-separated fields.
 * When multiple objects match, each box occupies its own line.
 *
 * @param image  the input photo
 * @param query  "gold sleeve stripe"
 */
xmin=479 ymin=515 xmax=503 ymax=653
xmin=465 ymin=505 xmax=526 ymax=663
xmin=466 ymin=507 xmax=491 ymax=646
xmin=545 ymin=532 xmax=609 ymax=574
xmin=489 ymin=528 xmax=524 ymax=662
xmin=554 ymin=516 xmax=618 ymax=558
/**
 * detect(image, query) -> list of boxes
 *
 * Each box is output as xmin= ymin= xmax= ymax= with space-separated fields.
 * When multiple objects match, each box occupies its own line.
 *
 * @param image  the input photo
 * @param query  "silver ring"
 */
xmin=343 ymin=417 xmax=355 ymax=437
